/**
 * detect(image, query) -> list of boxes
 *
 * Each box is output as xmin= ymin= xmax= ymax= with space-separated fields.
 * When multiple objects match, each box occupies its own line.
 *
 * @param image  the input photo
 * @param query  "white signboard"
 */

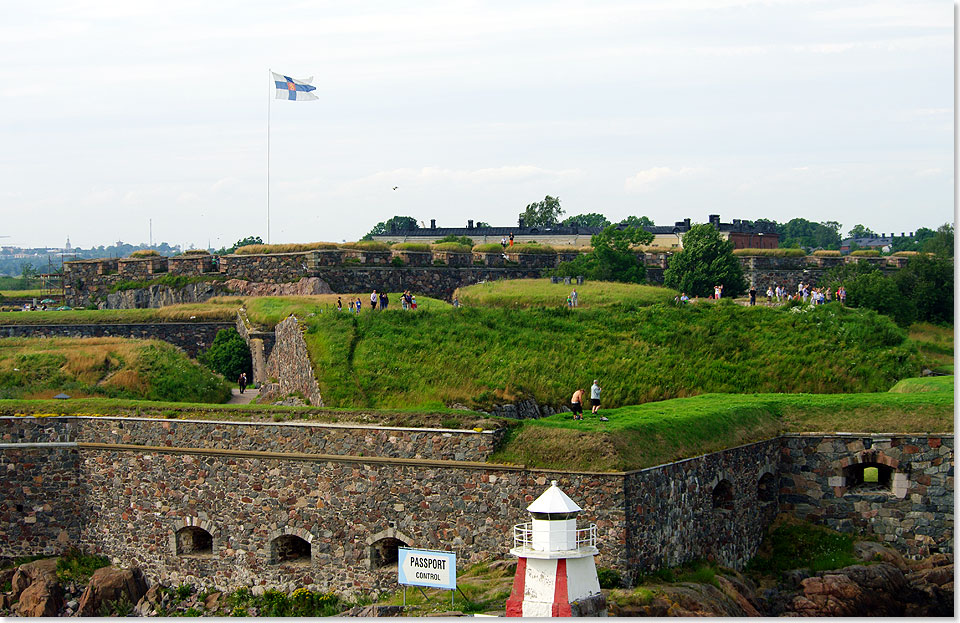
xmin=397 ymin=548 xmax=456 ymax=590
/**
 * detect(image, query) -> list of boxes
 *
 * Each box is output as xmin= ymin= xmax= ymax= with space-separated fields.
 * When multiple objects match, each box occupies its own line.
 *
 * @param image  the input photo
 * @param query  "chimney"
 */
xmin=430 ymin=219 xmax=436 ymax=229
xmin=708 ymin=214 xmax=720 ymax=227
xmin=909 ymin=232 xmax=914 ymax=237
xmin=901 ymin=232 xmax=904 ymax=237
xmin=881 ymin=233 xmax=885 ymax=238
xmin=684 ymin=218 xmax=691 ymax=227
xmin=468 ymin=220 xmax=474 ymax=229
xmin=518 ymin=216 xmax=525 ymax=228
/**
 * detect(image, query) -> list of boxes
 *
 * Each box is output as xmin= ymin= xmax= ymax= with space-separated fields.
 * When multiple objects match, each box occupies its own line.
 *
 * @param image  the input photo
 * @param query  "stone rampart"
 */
xmin=779 ymin=434 xmax=954 ymax=557
xmin=260 ymin=316 xmax=323 ymax=406
xmin=0 ymin=322 xmax=234 ymax=358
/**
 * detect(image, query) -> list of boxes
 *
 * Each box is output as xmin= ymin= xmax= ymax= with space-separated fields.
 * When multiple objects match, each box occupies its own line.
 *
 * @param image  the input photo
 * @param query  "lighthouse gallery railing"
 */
xmin=512 ymin=522 xmax=597 ymax=551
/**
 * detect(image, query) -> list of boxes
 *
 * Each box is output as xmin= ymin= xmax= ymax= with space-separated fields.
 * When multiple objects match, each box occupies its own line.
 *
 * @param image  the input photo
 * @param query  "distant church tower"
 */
xmin=65 ymin=237 xmax=71 ymax=250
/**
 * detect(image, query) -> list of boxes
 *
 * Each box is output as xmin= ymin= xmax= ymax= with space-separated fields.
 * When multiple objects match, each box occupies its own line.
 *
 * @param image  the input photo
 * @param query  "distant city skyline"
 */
xmin=1 ymin=1 xmax=952 ymax=249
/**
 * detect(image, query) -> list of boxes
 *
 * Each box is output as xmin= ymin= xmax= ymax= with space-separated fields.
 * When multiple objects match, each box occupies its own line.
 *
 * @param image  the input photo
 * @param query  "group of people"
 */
xmin=570 ymin=380 xmax=606 ymax=421
xmin=565 ymin=289 xmax=579 ymax=308
xmin=335 ymin=291 xmax=419 ymax=313
xmin=767 ymin=283 xmax=846 ymax=305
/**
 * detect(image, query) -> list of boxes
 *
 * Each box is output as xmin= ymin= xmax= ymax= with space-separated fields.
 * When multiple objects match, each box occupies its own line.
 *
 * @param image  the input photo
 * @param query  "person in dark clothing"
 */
xmin=238 ymin=373 xmax=247 ymax=394
xmin=749 ymin=286 xmax=757 ymax=306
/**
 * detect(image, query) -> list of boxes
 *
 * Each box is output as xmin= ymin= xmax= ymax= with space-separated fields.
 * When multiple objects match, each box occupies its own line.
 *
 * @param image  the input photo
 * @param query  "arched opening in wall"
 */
xmin=271 ymin=535 xmax=311 ymax=565
xmin=176 ymin=527 xmax=213 ymax=556
xmin=843 ymin=462 xmax=894 ymax=494
xmin=370 ymin=537 xmax=408 ymax=569
xmin=757 ymin=473 xmax=776 ymax=503
xmin=712 ymin=479 xmax=734 ymax=511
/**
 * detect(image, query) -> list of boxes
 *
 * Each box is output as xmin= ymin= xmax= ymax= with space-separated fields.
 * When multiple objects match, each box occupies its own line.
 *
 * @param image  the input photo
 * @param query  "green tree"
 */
xmin=894 ymin=253 xmax=953 ymax=324
xmin=553 ymin=225 xmax=653 ymax=283
xmin=562 ymin=213 xmax=610 ymax=228
xmin=843 ymin=271 xmax=916 ymax=327
xmin=216 ymin=236 xmax=263 ymax=254
xmin=198 ymin=328 xmax=253 ymax=382
xmin=619 ymin=215 xmax=655 ymax=229
xmin=773 ymin=218 xmax=842 ymax=250
xmin=847 ymin=224 xmax=877 ymax=239
xmin=663 ymin=224 xmax=747 ymax=297
xmin=521 ymin=195 xmax=564 ymax=228
xmin=434 ymin=234 xmax=474 ymax=246
xmin=362 ymin=216 xmax=420 ymax=240
xmin=921 ymin=223 xmax=954 ymax=258
xmin=476 ymin=221 xmax=491 ymax=228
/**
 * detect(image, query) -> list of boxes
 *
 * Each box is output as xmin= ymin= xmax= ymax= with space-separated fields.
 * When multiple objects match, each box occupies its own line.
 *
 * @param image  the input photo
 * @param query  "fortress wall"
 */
xmin=0 ymin=322 xmax=234 ymax=358
xmin=624 ymin=438 xmax=782 ymax=574
xmin=779 ymin=434 xmax=954 ymax=558
xmin=0 ymin=445 xmax=84 ymax=558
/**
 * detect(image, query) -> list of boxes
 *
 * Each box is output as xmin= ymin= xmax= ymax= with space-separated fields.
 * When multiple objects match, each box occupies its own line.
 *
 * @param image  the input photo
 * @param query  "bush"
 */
xmin=434 ymin=234 xmax=474 ymax=247
xmin=747 ymin=518 xmax=857 ymax=577
xmin=390 ymin=256 xmax=405 ymax=267
xmin=663 ymin=224 xmax=747 ymax=297
xmin=597 ymin=567 xmax=622 ymax=589
xmin=431 ymin=242 xmax=473 ymax=253
xmin=473 ymin=243 xmax=504 ymax=253
xmin=56 ymin=548 xmax=110 ymax=583
xmin=732 ymin=248 xmax=806 ymax=257
xmin=849 ymin=249 xmax=880 ymax=257
xmin=129 ymin=249 xmax=161 ymax=257
xmin=812 ymin=250 xmax=841 ymax=257
xmin=198 ymin=328 xmax=253 ymax=383
xmin=390 ymin=243 xmax=431 ymax=252
xmin=137 ymin=343 xmax=233 ymax=403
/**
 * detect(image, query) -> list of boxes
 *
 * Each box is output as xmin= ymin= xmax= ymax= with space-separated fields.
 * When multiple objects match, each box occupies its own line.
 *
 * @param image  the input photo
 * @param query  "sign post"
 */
xmin=398 ymin=547 xmax=457 ymax=607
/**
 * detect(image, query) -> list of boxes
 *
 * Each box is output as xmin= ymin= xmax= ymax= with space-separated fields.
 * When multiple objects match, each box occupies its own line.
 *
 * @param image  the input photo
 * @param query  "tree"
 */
xmin=362 ymin=216 xmax=420 ymax=240
xmin=553 ymin=224 xmax=653 ymax=283
xmin=434 ymin=235 xmax=474 ymax=246
xmin=663 ymin=224 xmax=747 ymax=297
xmin=773 ymin=218 xmax=841 ymax=250
xmin=921 ymin=223 xmax=954 ymax=258
xmin=619 ymin=216 xmax=655 ymax=229
xmin=894 ymin=253 xmax=953 ymax=324
xmin=562 ymin=213 xmax=610 ymax=228
xmin=476 ymin=221 xmax=491 ymax=228
xmin=521 ymin=195 xmax=564 ymax=228
xmin=847 ymin=224 xmax=877 ymax=239
xmin=198 ymin=328 xmax=253 ymax=382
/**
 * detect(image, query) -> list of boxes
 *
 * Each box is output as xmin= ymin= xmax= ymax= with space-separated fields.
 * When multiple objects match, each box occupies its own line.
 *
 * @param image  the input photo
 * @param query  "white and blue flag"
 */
xmin=272 ymin=72 xmax=318 ymax=101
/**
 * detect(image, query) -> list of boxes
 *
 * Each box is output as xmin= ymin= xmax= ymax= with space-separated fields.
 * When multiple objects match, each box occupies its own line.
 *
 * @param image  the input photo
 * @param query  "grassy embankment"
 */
xmin=453 ymin=278 xmax=676 ymax=309
xmin=290 ymin=299 xmax=919 ymax=410
xmin=0 ymin=302 xmax=239 ymax=324
xmin=0 ymin=337 xmax=230 ymax=403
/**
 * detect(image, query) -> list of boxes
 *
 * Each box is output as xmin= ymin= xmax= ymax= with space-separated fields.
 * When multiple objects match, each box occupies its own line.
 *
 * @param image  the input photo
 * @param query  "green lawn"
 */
xmin=888 ymin=375 xmax=954 ymax=393
xmin=242 ymin=293 xmax=451 ymax=330
xmin=0 ymin=302 xmax=238 ymax=324
xmin=454 ymin=278 xmax=677 ymax=309
xmin=0 ymin=289 xmax=46 ymax=298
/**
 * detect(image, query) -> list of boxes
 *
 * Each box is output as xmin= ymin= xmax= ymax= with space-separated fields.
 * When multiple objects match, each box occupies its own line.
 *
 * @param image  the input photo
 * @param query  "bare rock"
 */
xmin=15 ymin=567 xmax=63 ymax=618
xmin=204 ymin=591 xmax=222 ymax=611
xmin=912 ymin=553 xmax=952 ymax=571
xmin=338 ymin=605 xmax=405 ymax=617
xmin=11 ymin=558 xmax=58 ymax=601
xmin=225 ymin=277 xmax=333 ymax=297
xmin=0 ymin=568 xmax=15 ymax=590
xmin=853 ymin=541 xmax=909 ymax=571
xmin=907 ymin=564 xmax=954 ymax=587
xmin=77 ymin=567 xmax=148 ymax=617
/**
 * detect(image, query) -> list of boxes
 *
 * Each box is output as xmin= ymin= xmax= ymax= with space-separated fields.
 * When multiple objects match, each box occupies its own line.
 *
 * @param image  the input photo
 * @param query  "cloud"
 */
xmin=344 ymin=165 xmax=584 ymax=191
xmin=624 ymin=167 xmax=699 ymax=192
xmin=915 ymin=168 xmax=942 ymax=177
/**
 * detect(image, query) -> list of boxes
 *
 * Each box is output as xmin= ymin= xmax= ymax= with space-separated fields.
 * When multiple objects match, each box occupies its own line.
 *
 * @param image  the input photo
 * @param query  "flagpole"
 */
xmin=267 ymin=69 xmax=271 ymax=245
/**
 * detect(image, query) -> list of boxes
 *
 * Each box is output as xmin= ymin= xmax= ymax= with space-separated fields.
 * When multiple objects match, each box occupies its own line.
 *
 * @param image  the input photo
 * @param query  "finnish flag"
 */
xmin=272 ymin=72 xmax=318 ymax=101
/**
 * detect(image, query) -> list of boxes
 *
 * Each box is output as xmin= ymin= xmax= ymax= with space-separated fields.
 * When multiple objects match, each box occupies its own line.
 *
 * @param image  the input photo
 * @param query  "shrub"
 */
xmin=597 ymin=567 xmax=622 ymax=589
xmin=747 ymin=518 xmax=857 ymax=577
xmin=390 ymin=242 xmax=431 ymax=252
xmin=473 ymin=243 xmax=504 ymax=253
xmin=129 ymin=249 xmax=161 ymax=257
xmin=431 ymin=242 xmax=473 ymax=253
xmin=732 ymin=248 xmax=806 ymax=257
xmin=137 ymin=343 xmax=233 ymax=403
xmin=664 ymin=224 xmax=747 ymax=297
xmin=849 ymin=249 xmax=881 ymax=257
xmin=434 ymin=234 xmax=474 ymax=247
xmin=812 ymin=250 xmax=841 ymax=257
xmin=56 ymin=548 xmax=110 ymax=583
xmin=390 ymin=256 xmax=405 ymax=267
xmin=198 ymin=328 xmax=253 ymax=383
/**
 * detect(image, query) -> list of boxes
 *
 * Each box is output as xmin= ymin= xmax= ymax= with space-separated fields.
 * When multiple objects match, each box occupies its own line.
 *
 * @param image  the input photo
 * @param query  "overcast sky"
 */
xmin=0 ymin=0 xmax=953 ymax=249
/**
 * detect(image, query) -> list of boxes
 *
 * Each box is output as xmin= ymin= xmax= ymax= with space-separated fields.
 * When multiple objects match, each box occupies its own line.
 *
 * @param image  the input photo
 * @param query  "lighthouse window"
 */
xmin=530 ymin=512 xmax=578 ymax=521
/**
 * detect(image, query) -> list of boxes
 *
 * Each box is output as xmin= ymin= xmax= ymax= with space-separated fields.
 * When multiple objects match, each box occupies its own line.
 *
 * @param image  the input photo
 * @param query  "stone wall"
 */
xmin=625 ymin=438 xmax=781 ymax=572
xmin=0 ymin=322 xmax=234 ymax=358
xmin=0 ymin=445 xmax=84 ymax=558
xmin=779 ymin=434 xmax=954 ymax=558
xmin=260 ymin=316 xmax=323 ymax=406
xmin=312 ymin=267 xmax=543 ymax=300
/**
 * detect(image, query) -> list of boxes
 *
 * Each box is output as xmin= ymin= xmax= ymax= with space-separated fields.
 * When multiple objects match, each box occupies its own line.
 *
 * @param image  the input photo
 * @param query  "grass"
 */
xmin=242 ymin=293 xmax=450 ymax=330
xmin=234 ymin=242 xmax=339 ymax=254
xmin=490 ymin=389 xmax=952 ymax=471
xmin=812 ymin=250 xmax=842 ymax=257
xmin=908 ymin=321 xmax=954 ymax=373
xmin=376 ymin=560 xmax=515 ymax=615
xmin=0 ymin=301 xmax=238 ymax=324
xmin=454 ymin=278 xmax=676 ymax=309
xmin=56 ymin=548 xmax=110 ymax=583
xmin=109 ymin=273 xmax=226 ymax=293
xmin=733 ymin=248 xmax=807 ymax=257
xmin=746 ymin=516 xmax=858 ymax=577
xmin=0 ymin=337 xmax=231 ymax=403
xmin=297 ymin=301 xmax=919 ymax=411
xmin=888 ymin=375 xmax=953 ymax=393
xmin=0 ymin=289 xmax=45 ymax=298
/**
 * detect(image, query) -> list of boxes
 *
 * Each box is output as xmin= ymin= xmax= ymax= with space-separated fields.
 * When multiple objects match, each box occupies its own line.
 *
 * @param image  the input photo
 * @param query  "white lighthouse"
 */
xmin=505 ymin=481 xmax=607 ymax=617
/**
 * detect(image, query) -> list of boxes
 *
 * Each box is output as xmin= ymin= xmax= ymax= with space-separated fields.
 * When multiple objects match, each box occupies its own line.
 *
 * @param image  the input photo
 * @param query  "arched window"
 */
xmin=176 ymin=526 xmax=213 ymax=556
xmin=271 ymin=534 xmax=311 ymax=564
xmin=843 ymin=462 xmax=894 ymax=493
xmin=370 ymin=537 xmax=408 ymax=569
xmin=757 ymin=473 xmax=776 ymax=503
xmin=712 ymin=479 xmax=734 ymax=510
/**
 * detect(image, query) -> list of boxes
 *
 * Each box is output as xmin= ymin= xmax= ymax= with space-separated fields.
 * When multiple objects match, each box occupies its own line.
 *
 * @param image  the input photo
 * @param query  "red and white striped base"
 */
xmin=506 ymin=556 xmax=606 ymax=617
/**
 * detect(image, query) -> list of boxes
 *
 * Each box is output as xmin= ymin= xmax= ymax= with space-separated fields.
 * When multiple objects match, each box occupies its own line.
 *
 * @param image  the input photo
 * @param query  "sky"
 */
xmin=0 ymin=0 xmax=953 ymax=249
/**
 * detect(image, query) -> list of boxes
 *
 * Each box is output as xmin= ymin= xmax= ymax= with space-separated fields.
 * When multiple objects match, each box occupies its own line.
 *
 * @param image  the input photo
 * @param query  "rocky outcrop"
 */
xmin=258 ymin=315 xmax=323 ymax=406
xmin=226 ymin=277 xmax=332 ymax=297
xmin=489 ymin=398 xmax=569 ymax=419
xmin=11 ymin=558 xmax=62 ymax=617
xmin=76 ymin=566 xmax=148 ymax=617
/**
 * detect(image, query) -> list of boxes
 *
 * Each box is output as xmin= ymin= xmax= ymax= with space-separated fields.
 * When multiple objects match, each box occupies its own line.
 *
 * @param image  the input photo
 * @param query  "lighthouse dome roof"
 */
xmin=527 ymin=480 xmax=582 ymax=514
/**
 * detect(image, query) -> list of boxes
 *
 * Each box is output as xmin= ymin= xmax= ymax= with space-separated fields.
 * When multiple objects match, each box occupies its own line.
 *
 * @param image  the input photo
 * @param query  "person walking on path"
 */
xmin=381 ymin=291 xmax=389 ymax=310
xmin=370 ymin=290 xmax=378 ymax=311
xmin=509 ymin=232 xmax=514 ymax=247
xmin=570 ymin=388 xmax=585 ymax=420
xmin=238 ymin=372 xmax=247 ymax=394
xmin=356 ymin=297 xmax=362 ymax=313
xmin=591 ymin=380 xmax=606 ymax=420
xmin=571 ymin=289 xmax=578 ymax=307
xmin=501 ymin=236 xmax=507 ymax=252
xmin=749 ymin=286 xmax=757 ymax=306
xmin=337 ymin=297 xmax=343 ymax=312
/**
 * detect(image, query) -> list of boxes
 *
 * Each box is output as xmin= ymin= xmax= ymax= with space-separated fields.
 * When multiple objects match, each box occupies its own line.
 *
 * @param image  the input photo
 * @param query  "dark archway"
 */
xmin=712 ymin=479 xmax=734 ymax=511
xmin=271 ymin=534 xmax=311 ymax=564
xmin=843 ymin=462 xmax=894 ymax=493
xmin=370 ymin=537 xmax=408 ymax=569
xmin=757 ymin=472 xmax=776 ymax=503
xmin=176 ymin=526 xmax=213 ymax=556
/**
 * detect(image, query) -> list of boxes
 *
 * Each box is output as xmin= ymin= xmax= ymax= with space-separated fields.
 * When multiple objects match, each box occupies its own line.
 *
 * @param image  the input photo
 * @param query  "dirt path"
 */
xmin=227 ymin=388 xmax=256 ymax=405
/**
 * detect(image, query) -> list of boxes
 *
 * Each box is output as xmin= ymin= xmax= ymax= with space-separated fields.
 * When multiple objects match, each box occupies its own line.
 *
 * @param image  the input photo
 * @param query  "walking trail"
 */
xmin=227 ymin=388 xmax=256 ymax=405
